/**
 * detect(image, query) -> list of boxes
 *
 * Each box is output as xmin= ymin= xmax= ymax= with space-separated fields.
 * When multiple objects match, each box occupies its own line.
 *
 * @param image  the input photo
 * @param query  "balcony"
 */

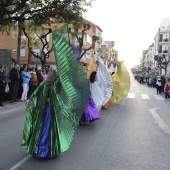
xmin=159 ymin=39 xmax=169 ymax=43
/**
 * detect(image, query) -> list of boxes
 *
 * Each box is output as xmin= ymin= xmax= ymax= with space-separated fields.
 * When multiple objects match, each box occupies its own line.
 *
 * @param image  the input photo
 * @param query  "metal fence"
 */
xmin=0 ymin=49 xmax=14 ymax=80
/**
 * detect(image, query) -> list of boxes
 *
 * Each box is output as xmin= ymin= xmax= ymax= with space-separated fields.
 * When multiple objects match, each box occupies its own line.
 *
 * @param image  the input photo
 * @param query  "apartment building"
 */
xmin=0 ymin=20 xmax=103 ymax=69
xmin=140 ymin=18 xmax=170 ymax=76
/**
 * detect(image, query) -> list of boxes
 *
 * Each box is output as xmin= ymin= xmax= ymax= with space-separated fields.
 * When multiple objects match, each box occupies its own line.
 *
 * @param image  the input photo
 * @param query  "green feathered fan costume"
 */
xmin=21 ymin=24 xmax=90 ymax=157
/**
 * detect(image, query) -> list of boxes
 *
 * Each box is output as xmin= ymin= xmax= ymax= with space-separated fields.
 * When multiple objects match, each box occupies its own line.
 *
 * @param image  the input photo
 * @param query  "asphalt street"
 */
xmin=1 ymin=80 xmax=170 ymax=170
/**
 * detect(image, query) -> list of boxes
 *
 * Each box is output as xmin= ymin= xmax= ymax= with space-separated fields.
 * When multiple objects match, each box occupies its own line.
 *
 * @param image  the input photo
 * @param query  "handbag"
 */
xmin=32 ymin=81 xmax=38 ymax=86
xmin=5 ymin=83 xmax=10 ymax=93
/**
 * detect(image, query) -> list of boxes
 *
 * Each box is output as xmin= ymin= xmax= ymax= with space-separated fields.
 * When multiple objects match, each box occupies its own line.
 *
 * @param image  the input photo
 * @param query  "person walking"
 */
xmin=0 ymin=64 xmax=7 ymax=106
xmin=9 ymin=63 xmax=20 ymax=103
xmin=21 ymin=65 xmax=31 ymax=102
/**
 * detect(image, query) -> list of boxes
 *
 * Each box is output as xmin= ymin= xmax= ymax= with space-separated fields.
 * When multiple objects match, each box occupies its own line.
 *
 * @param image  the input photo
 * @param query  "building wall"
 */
xmin=0 ymin=22 xmax=99 ymax=66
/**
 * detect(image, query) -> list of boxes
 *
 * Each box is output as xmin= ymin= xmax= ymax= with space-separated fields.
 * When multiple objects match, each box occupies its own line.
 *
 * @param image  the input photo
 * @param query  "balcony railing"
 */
xmin=158 ymin=50 xmax=168 ymax=53
xmin=159 ymin=39 xmax=169 ymax=42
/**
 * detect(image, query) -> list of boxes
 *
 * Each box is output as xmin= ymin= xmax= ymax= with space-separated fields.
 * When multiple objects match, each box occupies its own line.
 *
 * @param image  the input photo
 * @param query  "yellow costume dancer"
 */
xmin=103 ymin=61 xmax=130 ymax=107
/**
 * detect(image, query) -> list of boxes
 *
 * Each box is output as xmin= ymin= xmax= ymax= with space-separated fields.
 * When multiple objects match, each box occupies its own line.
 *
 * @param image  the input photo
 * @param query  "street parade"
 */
xmin=1 ymin=0 xmax=170 ymax=170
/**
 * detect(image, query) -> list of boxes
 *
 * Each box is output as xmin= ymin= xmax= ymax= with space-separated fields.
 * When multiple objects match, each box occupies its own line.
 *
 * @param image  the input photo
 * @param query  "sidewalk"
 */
xmin=0 ymin=100 xmax=26 ymax=111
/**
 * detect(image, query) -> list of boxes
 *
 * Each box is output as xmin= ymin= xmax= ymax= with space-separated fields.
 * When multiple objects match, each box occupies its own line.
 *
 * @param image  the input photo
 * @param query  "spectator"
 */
xmin=21 ymin=65 xmax=31 ymax=102
xmin=29 ymin=67 xmax=38 ymax=96
xmin=148 ymin=76 xmax=153 ymax=87
xmin=152 ymin=77 xmax=156 ymax=88
xmin=0 ymin=64 xmax=7 ymax=106
xmin=45 ymin=65 xmax=49 ymax=74
xmin=42 ymin=69 xmax=47 ymax=81
xmin=9 ymin=63 xmax=20 ymax=103
xmin=164 ymin=78 xmax=170 ymax=99
xmin=156 ymin=77 xmax=162 ymax=94
xmin=37 ymin=69 xmax=43 ymax=85
xmin=161 ymin=75 xmax=166 ymax=93
xmin=27 ymin=64 xmax=32 ymax=72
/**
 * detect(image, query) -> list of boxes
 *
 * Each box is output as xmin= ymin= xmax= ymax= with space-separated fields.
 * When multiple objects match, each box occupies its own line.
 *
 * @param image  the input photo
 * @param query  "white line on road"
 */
xmin=0 ymin=106 xmax=25 ymax=115
xmin=154 ymin=94 xmax=164 ymax=100
xmin=141 ymin=94 xmax=150 ymax=99
xmin=9 ymin=155 xmax=31 ymax=170
xmin=150 ymin=108 xmax=170 ymax=135
xmin=127 ymin=93 xmax=135 ymax=98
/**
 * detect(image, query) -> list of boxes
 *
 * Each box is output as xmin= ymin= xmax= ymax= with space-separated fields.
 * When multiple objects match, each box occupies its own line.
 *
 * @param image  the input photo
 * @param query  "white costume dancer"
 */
xmin=90 ymin=54 xmax=113 ymax=110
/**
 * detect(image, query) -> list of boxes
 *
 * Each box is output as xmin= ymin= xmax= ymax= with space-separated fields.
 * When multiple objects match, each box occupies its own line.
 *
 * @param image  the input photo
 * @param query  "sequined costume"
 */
xmin=21 ymin=24 xmax=90 ymax=158
xmin=112 ymin=61 xmax=130 ymax=103
xmin=103 ymin=61 xmax=130 ymax=107
xmin=90 ymin=54 xmax=113 ymax=111
xmin=79 ymin=95 xmax=100 ymax=123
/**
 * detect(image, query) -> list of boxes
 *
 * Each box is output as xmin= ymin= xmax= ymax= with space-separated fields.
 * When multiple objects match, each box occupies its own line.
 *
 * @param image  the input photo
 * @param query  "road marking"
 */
xmin=127 ymin=93 xmax=135 ymax=98
xmin=9 ymin=155 xmax=31 ymax=170
xmin=150 ymin=108 xmax=170 ymax=135
xmin=154 ymin=94 xmax=164 ymax=100
xmin=141 ymin=94 xmax=150 ymax=99
xmin=0 ymin=106 xmax=25 ymax=115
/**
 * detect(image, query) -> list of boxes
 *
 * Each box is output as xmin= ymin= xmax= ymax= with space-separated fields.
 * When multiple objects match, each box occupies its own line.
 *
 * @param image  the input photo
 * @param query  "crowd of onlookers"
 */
xmin=0 ymin=63 xmax=50 ymax=107
xmin=135 ymin=75 xmax=170 ymax=100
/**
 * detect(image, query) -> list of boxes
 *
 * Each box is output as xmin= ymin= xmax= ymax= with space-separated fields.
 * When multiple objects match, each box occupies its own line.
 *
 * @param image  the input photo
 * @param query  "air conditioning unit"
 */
xmin=13 ymin=49 xmax=17 ymax=53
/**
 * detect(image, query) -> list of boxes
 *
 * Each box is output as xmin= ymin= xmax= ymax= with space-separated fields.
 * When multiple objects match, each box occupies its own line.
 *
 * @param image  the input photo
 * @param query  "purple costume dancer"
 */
xmin=70 ymin=44 xmax=81 ymax=60
xmin=80 ymin=95 xmax=100 ymax=123
xmin=70 ymin=44 xmax=100 ymax=123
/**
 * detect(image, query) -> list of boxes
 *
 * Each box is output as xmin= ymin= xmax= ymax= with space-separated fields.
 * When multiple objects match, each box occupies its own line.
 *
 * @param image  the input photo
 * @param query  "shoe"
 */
xmin=14 ymin=99 xmax=19 ymax=102
xmin=0 ymin=104 xmax=4 ymax=107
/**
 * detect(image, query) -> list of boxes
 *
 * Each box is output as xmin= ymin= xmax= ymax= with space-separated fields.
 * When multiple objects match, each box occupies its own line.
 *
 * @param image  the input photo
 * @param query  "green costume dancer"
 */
xmin=21 ymin=24 xmax=90 ymax=158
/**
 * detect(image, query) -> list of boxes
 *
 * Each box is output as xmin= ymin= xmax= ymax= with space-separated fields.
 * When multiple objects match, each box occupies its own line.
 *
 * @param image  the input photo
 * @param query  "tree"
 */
xmin=23 ymin=27 xmax=53 ymax=67
xmin=154 ymin=54 xmax=170 ymax=75
xmin=0 ymin=0 xmax=94 ymax=27
xmin=21 ymin=30 xmax=40 ymax=64
xmin=69 ymin=22 xmax=99 ymax=58
xmin=0 ymin=0 xmax=94 ymax=65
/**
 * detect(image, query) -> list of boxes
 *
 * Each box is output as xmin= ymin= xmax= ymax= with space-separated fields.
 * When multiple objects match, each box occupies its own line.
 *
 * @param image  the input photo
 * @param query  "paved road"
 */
xmin=1 ymin=80 xmax=170 ymax=170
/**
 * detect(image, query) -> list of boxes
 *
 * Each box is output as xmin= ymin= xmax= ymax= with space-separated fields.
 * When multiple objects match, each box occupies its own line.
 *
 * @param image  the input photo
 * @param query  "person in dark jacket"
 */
xmin=36 ymin=69 xmax=43 ymax=86
xmin=0 ymin=64 xmax=7 ymax=106
xmin=161 ymin=75 xmax=166 ymax=93
xmin=9 ymin=64 xmax=20 ymax=103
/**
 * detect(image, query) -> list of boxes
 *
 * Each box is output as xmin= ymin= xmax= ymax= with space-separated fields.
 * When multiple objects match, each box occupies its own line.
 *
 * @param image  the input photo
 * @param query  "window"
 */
xmin=13 ymin=34 xmax=17 ymax=39
xmin=34 ymin=34 xmax=40 ymax=40
xmin=20 ymin=49 xmax=25 ymax=57
xmin=12 ymin=49 xmax=17 ymax=53
xmin=34 ymin=49 xmax=40 ymax=56
xmin=21 ymin=35 xmax=26 ymax=39
xmin=86 ymin=34 xmax=92 ymax=44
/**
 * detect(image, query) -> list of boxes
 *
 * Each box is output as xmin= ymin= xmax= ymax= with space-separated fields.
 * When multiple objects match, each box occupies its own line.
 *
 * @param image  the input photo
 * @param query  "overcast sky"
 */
xmin=84 ymin=0 xmax=170 ymax=68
